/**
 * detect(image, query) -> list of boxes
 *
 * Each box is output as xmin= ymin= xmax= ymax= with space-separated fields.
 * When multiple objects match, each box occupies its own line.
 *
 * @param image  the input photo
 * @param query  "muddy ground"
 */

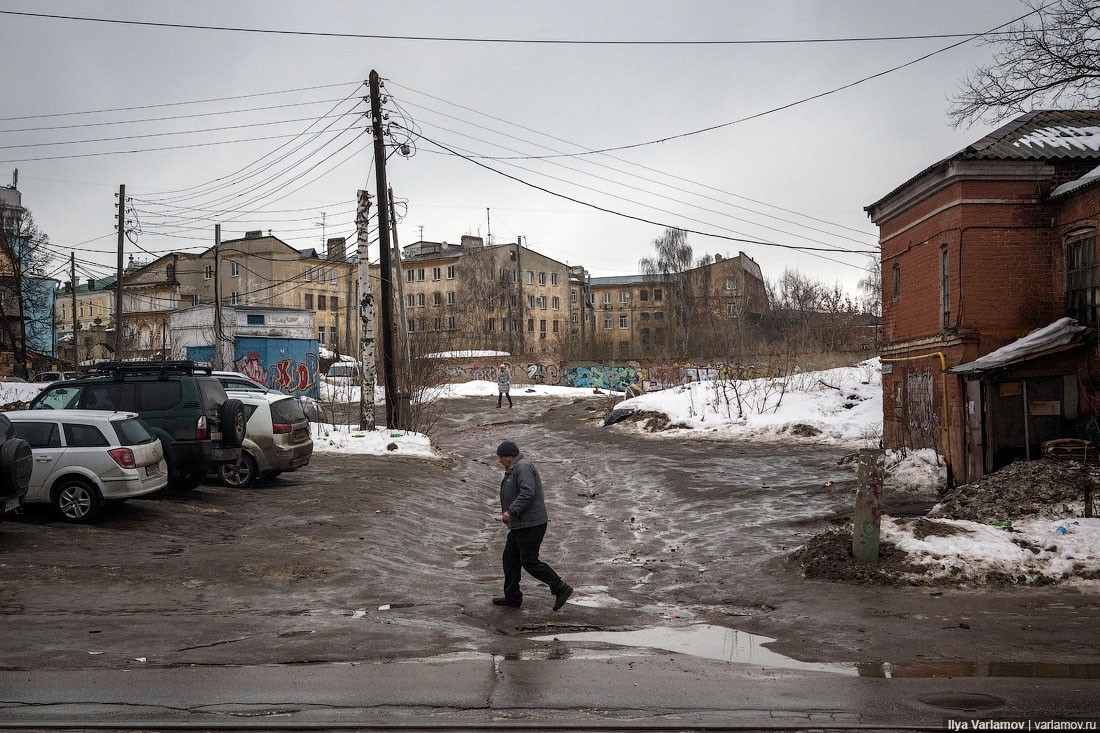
xmin=1 ymin=394 xmax=1099 ymax=675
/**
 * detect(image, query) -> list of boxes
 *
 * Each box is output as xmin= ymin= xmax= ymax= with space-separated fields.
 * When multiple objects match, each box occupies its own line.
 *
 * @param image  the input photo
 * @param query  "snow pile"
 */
xmin=609 ymin=359 xmax=883 ymax=446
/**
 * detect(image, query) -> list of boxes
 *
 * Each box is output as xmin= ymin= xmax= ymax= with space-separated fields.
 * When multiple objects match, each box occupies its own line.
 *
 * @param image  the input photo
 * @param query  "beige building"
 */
xmin=372 ymin=236 xmax=581 ymax=362
xmin=586 ymin=252 xmax=768 ymax=360
xmin=189 ymin=232 xmax=357 ymax=355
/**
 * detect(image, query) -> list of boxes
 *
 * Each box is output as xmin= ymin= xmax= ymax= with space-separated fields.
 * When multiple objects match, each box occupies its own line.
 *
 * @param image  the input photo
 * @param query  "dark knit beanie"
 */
xmin=496 ymin=440 xmax=520 ymax=457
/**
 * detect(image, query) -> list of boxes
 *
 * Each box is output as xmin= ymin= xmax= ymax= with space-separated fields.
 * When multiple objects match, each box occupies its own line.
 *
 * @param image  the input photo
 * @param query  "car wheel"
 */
xmin=53 ymin=479 xmax=104 ymax=523
xmin=221 ymin=399 xmax=246 ymax=448
xmin=219 ymin=452 xmax=259 ymax=488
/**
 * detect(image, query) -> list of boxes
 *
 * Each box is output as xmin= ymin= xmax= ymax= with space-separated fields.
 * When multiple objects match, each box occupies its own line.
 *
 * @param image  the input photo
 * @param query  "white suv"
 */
xmin=5 ymin=410 xmax=168 ymax=523
xmin=218 ymin=392 xmax=313 ymax=488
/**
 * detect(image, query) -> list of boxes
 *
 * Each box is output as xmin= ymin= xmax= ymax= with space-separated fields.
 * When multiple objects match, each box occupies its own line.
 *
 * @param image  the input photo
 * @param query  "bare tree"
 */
xmin=858 ymin=255 xmax=882 ymax=317
xmin=0 ymin=206 xmax=55 ymax=376
xmin=639 ymin=228 xmax=693 ymax=354
xmin=949 ymin=0 xmax=1100 ymax=127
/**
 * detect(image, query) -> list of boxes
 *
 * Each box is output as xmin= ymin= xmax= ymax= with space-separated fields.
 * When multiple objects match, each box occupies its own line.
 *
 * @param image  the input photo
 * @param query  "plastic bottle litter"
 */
xmin=1057 ymin=525 xmax=1068 ymax=535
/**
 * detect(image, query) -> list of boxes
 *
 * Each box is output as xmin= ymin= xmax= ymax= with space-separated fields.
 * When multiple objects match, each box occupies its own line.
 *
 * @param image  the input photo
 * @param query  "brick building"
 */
xmin=865 ymin=110 xmax=1100 ymax=485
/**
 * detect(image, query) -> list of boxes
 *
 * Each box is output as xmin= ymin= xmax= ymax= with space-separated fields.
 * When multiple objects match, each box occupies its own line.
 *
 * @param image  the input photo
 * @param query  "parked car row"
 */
xmin=0 ymin=361 xmax=313 ymax=524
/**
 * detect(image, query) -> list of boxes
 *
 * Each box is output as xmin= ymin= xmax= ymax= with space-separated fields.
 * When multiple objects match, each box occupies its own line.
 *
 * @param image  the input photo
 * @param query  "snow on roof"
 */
xmin=425 ymin=350 xmax=510 ymax=359
xmin=950 ymin=317 xmax=1087 ymax=374
xmin=1015 ymin=125 xmax=1100 ymax=153
xmin=1051 ymin=162 xmax=1100 ymax=198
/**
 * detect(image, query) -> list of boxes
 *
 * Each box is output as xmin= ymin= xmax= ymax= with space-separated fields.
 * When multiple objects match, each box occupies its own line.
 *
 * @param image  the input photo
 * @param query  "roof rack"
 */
xmin=91 ymin=360 xmax=213 ymax=377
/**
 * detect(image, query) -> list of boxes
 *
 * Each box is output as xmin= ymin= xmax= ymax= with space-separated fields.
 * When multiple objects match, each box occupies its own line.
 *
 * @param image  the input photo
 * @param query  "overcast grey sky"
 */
xmin=1 ymin=0 xmax=1027 ymax=297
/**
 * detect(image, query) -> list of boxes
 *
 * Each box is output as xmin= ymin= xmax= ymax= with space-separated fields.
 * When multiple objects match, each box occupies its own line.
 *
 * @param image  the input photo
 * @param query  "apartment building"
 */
xmin=374 ymin=236 xmax=578 ymax=361
xmin=587 ymin=252 xmax=768 ymax=359
xmin=189 ymin=232 xmax=357 ymax=355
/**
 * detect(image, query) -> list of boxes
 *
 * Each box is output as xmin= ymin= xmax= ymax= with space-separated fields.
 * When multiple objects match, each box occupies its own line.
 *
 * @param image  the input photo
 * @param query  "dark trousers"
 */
xmin=502 ymin=523 xmax=563 ymax=601
xmin=498 ymin=392 xmax=512 ymax=407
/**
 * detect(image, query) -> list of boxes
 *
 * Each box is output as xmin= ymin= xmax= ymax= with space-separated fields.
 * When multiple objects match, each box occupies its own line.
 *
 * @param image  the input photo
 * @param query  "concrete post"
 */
xmin=852 ymin=448 xmax=885 ymax=562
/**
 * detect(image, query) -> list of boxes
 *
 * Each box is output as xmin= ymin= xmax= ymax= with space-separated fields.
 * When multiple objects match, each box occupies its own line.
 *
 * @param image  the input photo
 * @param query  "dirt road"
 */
xmin=2 ymin=394 xmax=1098 ymax=675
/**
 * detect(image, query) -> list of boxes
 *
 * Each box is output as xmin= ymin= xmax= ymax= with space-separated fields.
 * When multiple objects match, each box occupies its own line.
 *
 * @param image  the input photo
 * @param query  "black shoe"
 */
xmin=492 ymin=596 xmax=522 ymax=607
xmin=552 ymin=584 xmax=573 ymax=611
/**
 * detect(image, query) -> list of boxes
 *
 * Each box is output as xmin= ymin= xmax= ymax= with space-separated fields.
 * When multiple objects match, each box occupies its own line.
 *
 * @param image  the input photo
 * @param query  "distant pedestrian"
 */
xmin=492 ymin=440 xmax=572 ymax=611
xmin=497 ymin=363 xmax=513 ymax=408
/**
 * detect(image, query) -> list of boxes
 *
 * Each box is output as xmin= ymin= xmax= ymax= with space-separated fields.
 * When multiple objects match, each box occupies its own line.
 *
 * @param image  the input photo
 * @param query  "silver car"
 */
xmin=218 ymin=391 xmax=313 ymax=488
xmin=5 ymin=409 xmax=168 ymax=523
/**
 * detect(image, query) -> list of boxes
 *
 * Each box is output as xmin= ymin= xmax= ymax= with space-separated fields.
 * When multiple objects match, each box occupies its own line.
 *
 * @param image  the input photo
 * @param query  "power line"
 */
xmin=0 ymin=80 xmax=362 ymax=123
xmin=413 ymin=130 xmax=876 ymax=257
xmin=0 ymin=8 xmax=1034 ymax=46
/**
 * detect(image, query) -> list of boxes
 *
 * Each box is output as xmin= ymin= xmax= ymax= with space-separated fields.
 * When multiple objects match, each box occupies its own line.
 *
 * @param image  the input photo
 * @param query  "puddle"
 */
xmin=531 ymin=623 xmax=1100 ymax=679
xmin=531 ymin=624 xmax=856 ymax=675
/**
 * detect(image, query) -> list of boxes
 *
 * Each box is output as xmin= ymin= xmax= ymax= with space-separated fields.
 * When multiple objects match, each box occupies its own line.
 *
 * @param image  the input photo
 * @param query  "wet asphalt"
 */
xmin=1 ymin=394 xmax=1099 ymax=729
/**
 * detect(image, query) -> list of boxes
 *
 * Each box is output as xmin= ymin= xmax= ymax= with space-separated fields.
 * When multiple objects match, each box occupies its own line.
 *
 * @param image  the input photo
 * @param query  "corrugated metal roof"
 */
xmin=962 ymin=110 xmax=1100 ymax=161
xmin=950 ymin=317 xmax=1087 ymax=374
xmin=867 ymin=110 xmax=1100 ymax=214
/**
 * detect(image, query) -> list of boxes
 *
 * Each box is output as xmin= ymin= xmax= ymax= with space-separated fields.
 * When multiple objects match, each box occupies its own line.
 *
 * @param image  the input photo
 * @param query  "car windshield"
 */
xmin=31 ymin=385 xmax=81 ymax=409
xmin=270 ymin=397 xmax=306 ymax=423
xmin=111 ymin=417 xmax=155 ymax=445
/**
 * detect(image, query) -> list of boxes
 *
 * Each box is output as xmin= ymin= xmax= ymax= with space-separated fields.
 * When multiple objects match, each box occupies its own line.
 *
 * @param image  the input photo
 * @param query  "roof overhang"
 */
xmin=950 ymin=318 xmax=1088 ymax=375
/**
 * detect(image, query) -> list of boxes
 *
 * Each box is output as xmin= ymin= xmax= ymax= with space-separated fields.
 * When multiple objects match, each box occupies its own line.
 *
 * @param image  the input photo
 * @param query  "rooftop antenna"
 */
xmin=315 ymin=212 xmax=327 ymax=252
xmin=486 ymin=207 xmax=491 ymax=246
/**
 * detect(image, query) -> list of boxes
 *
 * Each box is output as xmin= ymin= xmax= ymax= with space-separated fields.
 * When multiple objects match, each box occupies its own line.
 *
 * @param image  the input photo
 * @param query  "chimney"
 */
xmin=245 ymin=230 xmax=263 ymax=239
xmin=460 ymin=235 xmax=484 ymax=249
xmin=88 ymin=278 xmax=96 ymax=291
xmin=326 ymin=237 xmax=346 ymax=260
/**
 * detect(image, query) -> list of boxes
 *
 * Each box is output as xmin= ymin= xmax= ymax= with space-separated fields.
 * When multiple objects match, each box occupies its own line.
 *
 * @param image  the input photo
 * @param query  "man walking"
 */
xmin=493 ymin=440 xmax=572 ymax=611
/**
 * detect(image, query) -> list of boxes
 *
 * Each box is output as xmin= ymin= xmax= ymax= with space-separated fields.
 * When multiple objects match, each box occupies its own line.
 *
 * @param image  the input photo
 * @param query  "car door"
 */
xmin=10 ymin=420 xmax=66 ymax=503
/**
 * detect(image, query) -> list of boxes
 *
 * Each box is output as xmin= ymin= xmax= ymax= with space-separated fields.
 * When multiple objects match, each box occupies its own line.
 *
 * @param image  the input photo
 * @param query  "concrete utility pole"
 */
xmin=213 ymin=224 xmax=223 ymax=370
xmin=114 ymin=184 xmax=125 ymax=360
xmin=388 ymin=186 xmax=412 ymax=386
xmin=69 ymin=253 xmax=77 ymax=366
xmin=356 ymin=189 xmax=377 ymax=431
xmin=369 ymin=69 xmax=400 ymax=429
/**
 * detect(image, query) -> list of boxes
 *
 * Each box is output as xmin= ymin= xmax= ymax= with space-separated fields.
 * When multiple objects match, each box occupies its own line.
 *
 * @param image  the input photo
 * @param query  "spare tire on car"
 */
xmin=220 ymin=398 xmax=246 ymax=448
xmin=0 ymin=435 xmax=33 ymax=495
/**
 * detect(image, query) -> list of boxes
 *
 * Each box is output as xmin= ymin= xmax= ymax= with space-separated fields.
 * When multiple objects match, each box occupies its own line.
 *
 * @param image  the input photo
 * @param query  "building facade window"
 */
xmin=447 ymin=291 xmax=455 ymax=305
xmin=619 ymin=292 xmax=629 ymax=304
xmin=406 ymin=269 xmax=414 ymax=283
xmin=230 ymin=291 xmax=240 ymax=305
xmin=304 ymin=294 xmax=313 ymax=309
xmin=619 ymin=315 xmax=628 ymax=329
xmin=230 ymin=261 xmax=239 ymax=277
xmin=603 ymin=292 xmax=612 ymax=304
xmin=551 ymin=273 xmax=559 ymax=285
xmin=204 ymin=265 xmax=214 ymax=280
xmin=551 ymin=296 xmax=560 ymax=310
xmin=640 ymin=290 xmax=649 ymax=302
xmin=432 ymin=267 xmax=441 ymax=281
xmin=318 ymin=326 xmax=326 ymax=344
xmin=603 ymin=316 xmax=613 ymax=329
xmin=940 ymin=245 xmax=951 ymax=329
xmin=538 ymin=272 xmax=546 ymax=285
xmin=304 ymin=266 xmax=312 ymax=282
xmin=654 ymin=288 xmax=662 ymax=301
xmin=318 ymin=295 xmax=327 ymax=310
xmin=417 ymin=268 xmax=425 ymax=282
xmin=893 ymin=264 xmax=901 ymax=298
xmin=433 ymin=292 xmax=442 ymax=306
xmin=407 ymin=294 xmax=415 ymax=307
xmin=330 ymin=296 xmax=338 ymax=311
xmin=1066 ymin=229 xmax=1099 ymax=326
xmin=537 ymin=296 xmax=546 ymax=309
xmin=539 ymin=319 xmax=547 ymax=338
xmin=329 ymin=269 xmax=337 ymax=283
xmin=447 ymin=265 xmax=455 ymax=279
xmin=527 ymin=318 xmax=535 ymax=332
xmin=417 ymin=293 xmax=426 ymax=307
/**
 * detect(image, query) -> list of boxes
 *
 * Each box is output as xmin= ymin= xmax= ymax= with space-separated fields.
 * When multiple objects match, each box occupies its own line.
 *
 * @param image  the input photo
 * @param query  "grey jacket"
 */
xmin=499 ymin=453 xmax=549 ymax=530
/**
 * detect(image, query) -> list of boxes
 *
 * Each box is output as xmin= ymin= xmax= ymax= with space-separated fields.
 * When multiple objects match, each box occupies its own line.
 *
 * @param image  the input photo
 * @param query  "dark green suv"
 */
xmin=29 ymin=361 xmax=246 ymax=491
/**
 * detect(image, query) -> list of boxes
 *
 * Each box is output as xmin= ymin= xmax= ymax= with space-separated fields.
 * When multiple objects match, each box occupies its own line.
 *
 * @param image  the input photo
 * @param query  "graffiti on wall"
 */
xmin=906 ymin=370 xmax=937 ymax=434
xmin=233 ymin=351 xmax=319 ymax=397
xmin=563 ymin=364 xmax=643 ymax=391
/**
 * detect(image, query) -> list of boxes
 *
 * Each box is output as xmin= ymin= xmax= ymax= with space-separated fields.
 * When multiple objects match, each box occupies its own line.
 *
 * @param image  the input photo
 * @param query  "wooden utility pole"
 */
xmin=369 ymin=69 xmax=400 ymax=429
xmin=69 ymin=253 xmax=77 ymax=366
xmin=114 ymin=184 xmax=125 ymax=359
xmin=357 ymin=189 xmax=376 ymax=431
